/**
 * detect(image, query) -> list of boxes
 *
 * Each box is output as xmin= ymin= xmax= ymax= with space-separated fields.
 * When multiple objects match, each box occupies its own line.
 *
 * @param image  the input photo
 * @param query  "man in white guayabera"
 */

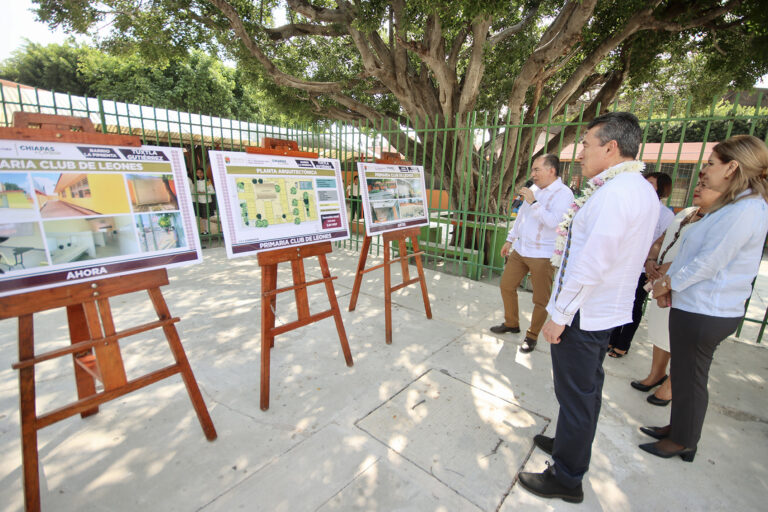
xmin=490 ymin=154 xmax=573 ymax=353
xmin=517 ymin=112 xmax=659 ymax=504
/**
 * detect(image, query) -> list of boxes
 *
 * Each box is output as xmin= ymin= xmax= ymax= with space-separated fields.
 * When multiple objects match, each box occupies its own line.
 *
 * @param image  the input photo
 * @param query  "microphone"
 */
xmin=511 ymin=179 xmax=534 ymax=209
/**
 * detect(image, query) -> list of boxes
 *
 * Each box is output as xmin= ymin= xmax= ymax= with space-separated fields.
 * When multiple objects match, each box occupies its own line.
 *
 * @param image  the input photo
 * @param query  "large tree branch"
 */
xmin=209 ymin=0 xmax=344 ymax=93
xmin=265 ymin=22 xmax=346 ymax=41
xmin=643 ymin=0 xmax=742 ymax=31
xmin=457 ymin=16 xmax=492 ymax=118
xmin=487 ymin=1 xmax=541 ymax=46
xmin=285 ymin=0 xmax=352 ymax=24
xmin=310 ymin=96 xmax=366 ymax=123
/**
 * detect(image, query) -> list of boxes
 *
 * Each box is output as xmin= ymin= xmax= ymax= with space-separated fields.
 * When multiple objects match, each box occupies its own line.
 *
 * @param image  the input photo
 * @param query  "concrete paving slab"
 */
xmin=317 ymin=451 xmax=482 ymax=512
xmin=200 ymin=424 xmax=383 ymax=511
xmin=357 ymin=369 xmax=548 ymax=511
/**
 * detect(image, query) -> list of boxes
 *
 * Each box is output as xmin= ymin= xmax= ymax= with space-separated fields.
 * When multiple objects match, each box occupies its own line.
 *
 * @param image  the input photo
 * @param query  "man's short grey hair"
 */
xmin=587 ymin=112 xmax=642 ymax=159
xmin=537 ymin=153 xmax=561 ymax=176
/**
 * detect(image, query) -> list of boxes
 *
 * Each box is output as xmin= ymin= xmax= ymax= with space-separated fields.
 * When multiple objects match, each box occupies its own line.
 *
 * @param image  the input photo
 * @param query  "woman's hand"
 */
xmin=652 ymin=275 xmax=672 ymax=308
xmin=645 ymin=259 xmax=662 ymax=280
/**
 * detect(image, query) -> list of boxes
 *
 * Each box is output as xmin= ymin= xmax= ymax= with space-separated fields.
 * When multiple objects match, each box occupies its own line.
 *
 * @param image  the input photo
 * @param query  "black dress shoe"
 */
xmin=490 ymin=323 xmax=521 ymax=334
xmin=639 ymin=441 xmax=696 ymax=462
xmin=533 ymin=434 xmax=553 ymax=455
xmin=518 ymin=466 xmax=583 ymax=503
xmin=646 ymin=393 xmax=671 ymax=406
xmin=519 ymin=337 xmax=537 ymax=353
xmin=639 ymin=425 xmax=670 ymax=440
xmin=630 ymin=374 xmax=668 ymax=392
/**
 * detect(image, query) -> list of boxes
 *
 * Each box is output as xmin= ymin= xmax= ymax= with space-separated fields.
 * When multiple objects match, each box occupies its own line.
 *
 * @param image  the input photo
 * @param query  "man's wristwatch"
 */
xmin=530 ymin=199 xmax=537 ymax=205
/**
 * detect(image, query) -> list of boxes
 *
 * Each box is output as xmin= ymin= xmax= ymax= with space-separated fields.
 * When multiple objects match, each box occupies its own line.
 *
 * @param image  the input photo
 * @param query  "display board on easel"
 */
xmin=208 ymin=146 xmax=349 ymax=257
xmin=0 ymin=113 xmax=216 ymax=512
xmin=210 ymin=138 xmax=353 ymax=411
xmin=348 ymin=154 xmax=432 ymax=345
xmin=0 ymin=129 xmax=202 ymax=297
xmin=357 ymin=160 xmax=429 ymax=236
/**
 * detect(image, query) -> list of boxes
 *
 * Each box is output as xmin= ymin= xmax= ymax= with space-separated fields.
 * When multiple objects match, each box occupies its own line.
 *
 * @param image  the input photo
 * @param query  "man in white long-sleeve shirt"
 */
xmin=518 ymin=112 xmax=659 ymax=503
xmin=490 ymin=155 xmax=573 ymax=353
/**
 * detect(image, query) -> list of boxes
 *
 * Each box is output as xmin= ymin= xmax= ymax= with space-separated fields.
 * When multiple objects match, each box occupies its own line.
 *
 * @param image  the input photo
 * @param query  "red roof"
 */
xmin=557 ymin=142 xmax=717 ymax=163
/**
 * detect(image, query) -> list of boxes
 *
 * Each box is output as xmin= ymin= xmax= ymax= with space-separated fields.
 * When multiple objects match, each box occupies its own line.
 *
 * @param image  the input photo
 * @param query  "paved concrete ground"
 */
xmin=0 ymin=247 xmax=766 ymax=511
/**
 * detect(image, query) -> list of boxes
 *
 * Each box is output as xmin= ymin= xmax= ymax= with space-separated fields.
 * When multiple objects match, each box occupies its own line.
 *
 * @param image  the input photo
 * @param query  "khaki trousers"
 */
xmin=499 ymin=249 xmax=555 ymax=340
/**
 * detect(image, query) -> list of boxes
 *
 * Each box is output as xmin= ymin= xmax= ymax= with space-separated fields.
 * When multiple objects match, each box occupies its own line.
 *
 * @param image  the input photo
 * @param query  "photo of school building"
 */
xmin=36 ymin=172 xmax=131 ymax=218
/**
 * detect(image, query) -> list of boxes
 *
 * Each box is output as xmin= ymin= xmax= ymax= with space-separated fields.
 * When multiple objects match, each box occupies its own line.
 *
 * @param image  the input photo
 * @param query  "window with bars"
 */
xmin=69 ymin=177 xmax=91 ymax=199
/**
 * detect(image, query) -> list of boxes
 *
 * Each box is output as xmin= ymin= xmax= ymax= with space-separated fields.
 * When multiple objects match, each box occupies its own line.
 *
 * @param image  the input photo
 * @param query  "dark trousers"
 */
xmin=350 ymin=196 xmax=361 ymax=220
xmin=668 ymin=308 xmax=740 ymax=448
xmin=609 ymin=273 xmax=648 ymax=352
xmin=551 ymin=312 xmax=613 ymax=488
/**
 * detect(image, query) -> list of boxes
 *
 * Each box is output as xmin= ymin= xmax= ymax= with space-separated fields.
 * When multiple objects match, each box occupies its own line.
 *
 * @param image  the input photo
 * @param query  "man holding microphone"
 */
xmin=490 ymin=154 xmax=573 ymax=353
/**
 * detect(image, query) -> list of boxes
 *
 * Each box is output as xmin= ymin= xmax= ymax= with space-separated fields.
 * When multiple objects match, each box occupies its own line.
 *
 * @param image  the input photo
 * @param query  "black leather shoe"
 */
xmin=533 ymin=434 xmax=553 ymax=455
xmin=518 ymin=466 xmax=583 ymax=503
xmin=630 ymin=374 xmax=668 ymax=392
xmin=519 ymin=337 xmax=537 ymax=353
xmin=646 ymin=393 xmax=671 ymax=406
xmin=639 ymin=425 xmax=670 ymax=440
xmin=639 ymin=441 xmax=696 ymax=462
xmin=490 ymin=323 xmax=520 ymax=334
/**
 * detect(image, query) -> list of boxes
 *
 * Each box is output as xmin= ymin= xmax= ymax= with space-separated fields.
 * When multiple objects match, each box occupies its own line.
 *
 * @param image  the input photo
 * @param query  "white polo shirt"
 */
xmin=506 ymin=177 xmax=574 ymax=258
xmin=547 ymin=165 xmax=659 ymax=330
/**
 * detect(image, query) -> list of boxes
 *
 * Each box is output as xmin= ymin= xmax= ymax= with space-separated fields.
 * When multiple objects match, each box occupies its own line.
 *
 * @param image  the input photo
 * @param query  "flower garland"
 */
xmin=551 ymin=160 xmax=645 ymax=267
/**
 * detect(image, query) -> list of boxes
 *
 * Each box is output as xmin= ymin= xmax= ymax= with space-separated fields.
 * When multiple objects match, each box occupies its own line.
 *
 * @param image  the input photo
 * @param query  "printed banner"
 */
xmin=357 ymin=162 xmax=429 ymax=235
xmin=209 ymin=151 xmax=350 ymax=257
xmin=0 ymin=141 xmax=201 ymax=297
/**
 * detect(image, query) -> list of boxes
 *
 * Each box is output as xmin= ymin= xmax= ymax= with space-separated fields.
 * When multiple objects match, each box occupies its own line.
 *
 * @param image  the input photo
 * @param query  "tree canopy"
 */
xmin=0 ymin=40 xmax=316 ymax=124
xmin=28 ymin=0 xmax=768 ymax=213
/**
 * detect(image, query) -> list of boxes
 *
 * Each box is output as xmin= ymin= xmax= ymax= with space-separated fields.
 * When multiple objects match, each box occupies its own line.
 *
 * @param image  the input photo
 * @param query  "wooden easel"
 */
xmin=0 ymin=113 xmax=216 ymax=512
xmin=248 ymin=138 xmax=353 ymax=411
xmin=347 ymin=154 xmax=432 ymax=344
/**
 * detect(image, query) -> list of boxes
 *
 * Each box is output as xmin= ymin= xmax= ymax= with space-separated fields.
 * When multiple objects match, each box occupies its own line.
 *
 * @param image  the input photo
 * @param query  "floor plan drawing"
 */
xmin=236 ymin=178 xmax=318 ymax=228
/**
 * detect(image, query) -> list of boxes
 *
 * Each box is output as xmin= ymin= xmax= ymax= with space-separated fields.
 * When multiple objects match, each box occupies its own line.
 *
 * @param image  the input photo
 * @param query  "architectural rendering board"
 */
xmin=209 ymin=151 xmax=350 ymax=257
xmin=0 ymin=142 xmax=201 ymax=297
xmin=357 ymin=162 xmax=429 ymax=235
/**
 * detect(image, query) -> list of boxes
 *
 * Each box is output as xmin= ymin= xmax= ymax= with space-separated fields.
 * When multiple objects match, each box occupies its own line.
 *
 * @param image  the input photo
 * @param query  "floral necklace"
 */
xmin=551 ymin=160 xmax=645 ymax=267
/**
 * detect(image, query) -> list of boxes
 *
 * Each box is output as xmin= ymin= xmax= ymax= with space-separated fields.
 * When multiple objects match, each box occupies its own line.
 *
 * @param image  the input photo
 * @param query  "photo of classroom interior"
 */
xmin=42 ymin=215 xmax=138 ymax=264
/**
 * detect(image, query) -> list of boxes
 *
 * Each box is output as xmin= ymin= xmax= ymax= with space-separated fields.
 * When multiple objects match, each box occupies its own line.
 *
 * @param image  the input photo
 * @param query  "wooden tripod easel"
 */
xmin=347 ymin=154 xmax=432 ymax=344
xmin=0 ymin=113 xmax=216 ymax=512
xmin=247 ymin=138 xmax=353 ymax=411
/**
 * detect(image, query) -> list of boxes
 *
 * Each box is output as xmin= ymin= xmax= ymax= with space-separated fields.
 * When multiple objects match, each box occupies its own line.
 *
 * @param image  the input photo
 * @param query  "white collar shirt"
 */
xmin=669 ymin=190 xmax=768 ymax=317
xmin=654 ymin=199 xmax=676 ymax=242
xmin=506 ymin=177 xmax=574 ymax=258
xmin=547 ymin=165 xmax=659 ymax=330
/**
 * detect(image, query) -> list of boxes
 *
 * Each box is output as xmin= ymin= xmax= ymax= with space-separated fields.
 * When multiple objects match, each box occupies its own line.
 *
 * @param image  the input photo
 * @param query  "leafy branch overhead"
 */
xmin=31 ymin=0 xmax=768 ymax=213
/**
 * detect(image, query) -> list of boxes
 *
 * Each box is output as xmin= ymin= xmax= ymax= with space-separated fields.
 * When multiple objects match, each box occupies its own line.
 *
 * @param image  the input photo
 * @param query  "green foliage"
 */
xmin=27 ymin=0 xmax=768 ymax=124
xmin=0 ymin=39 xmax=88 ymax=95
xmin=0 ymin=40 xmax=315 ymax=125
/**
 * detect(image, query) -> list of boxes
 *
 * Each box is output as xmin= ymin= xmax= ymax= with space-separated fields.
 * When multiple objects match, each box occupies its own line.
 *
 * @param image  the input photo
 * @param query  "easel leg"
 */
xmin=66 ymin=304 xmax=99 ymax=417
xmin=411 ymin=237 xmax=433 ymax=319
xmin=18 ymin=314 xmax=41 ymax=512
xmin=85 ymin=300 xmax=127 ymax=391
xmin=348 ymin=236 xmax=371 ymax=311
xmin=260 ymin=264 xmax=278 ymax=410
xmin=318 ymin=254 xmax=353 ymax=366
xmin=291 ymin=259 xmax=311 ymax=321
xmin=384 ymin=241 xmax=393 ymax=345
xmin=147 ymin=288 xmax=217 ymax=440
xmin=398 ymin=238 xmax=410 ymax=282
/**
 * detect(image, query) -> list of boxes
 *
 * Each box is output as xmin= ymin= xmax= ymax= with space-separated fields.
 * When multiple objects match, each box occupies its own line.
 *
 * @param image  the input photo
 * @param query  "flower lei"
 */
xmin=551 ymin=160 xmax=645 ymax=267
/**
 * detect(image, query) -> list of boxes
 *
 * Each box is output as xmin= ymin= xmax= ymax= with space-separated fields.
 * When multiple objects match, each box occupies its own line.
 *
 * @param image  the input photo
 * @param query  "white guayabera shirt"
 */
xmin=547 ymin=166 xmax=659 ymax=331
xmin=506 ymin=177 xmax=574 ymax=259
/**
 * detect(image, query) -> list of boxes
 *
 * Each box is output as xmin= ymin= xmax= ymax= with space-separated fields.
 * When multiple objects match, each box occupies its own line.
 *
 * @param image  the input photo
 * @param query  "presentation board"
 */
xmin=0 ymin=142 xmax=202 ymax=297
xmin=209 ymin=151 xmax=350 ymax=257
xmin=357 ymin=162 xmax=429 ymax=235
